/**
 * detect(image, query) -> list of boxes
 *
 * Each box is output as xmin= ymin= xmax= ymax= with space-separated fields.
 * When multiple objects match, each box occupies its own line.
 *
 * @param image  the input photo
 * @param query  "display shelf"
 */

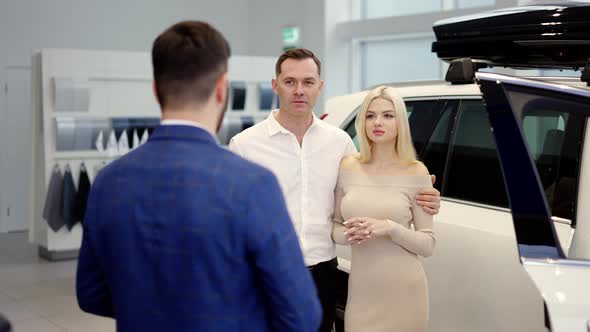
xmin=53 ymin=151 xmax=117 ymax=160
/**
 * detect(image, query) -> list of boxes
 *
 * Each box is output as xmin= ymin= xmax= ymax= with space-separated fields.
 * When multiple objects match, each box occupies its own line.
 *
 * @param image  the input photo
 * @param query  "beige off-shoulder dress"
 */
xmin=332 ymin=171 xmax=435 ymax=332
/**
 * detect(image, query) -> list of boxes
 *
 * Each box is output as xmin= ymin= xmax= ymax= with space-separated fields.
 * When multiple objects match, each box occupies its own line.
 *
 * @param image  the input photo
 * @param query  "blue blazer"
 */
xmin=76 ymin=125 xmax=321 ymax=332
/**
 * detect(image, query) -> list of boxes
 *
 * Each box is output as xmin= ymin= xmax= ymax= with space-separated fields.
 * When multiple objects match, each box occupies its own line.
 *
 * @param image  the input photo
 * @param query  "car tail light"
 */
xmin=320 ymin=113 xmax=328 ymax=120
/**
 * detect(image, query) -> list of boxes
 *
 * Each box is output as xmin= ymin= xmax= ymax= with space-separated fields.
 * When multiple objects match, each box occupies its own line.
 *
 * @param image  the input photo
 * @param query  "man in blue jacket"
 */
xmin=76 ymin=20 xmax=321 ymax=332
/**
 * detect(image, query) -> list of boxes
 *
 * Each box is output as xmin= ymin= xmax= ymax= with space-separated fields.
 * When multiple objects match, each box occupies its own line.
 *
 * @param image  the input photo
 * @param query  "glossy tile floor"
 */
xmin=0 ymin=232 xmax=115 ymax=332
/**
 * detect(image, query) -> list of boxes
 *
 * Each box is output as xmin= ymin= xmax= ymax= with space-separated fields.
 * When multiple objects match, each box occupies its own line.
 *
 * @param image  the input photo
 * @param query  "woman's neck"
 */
xmin=369 ymin=141 xmax=400 ymax=168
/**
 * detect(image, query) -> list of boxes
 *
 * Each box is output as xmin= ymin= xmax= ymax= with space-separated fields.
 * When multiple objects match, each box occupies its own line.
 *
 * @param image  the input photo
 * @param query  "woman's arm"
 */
xmin=387 ymin=201 xmax=436 ymax=257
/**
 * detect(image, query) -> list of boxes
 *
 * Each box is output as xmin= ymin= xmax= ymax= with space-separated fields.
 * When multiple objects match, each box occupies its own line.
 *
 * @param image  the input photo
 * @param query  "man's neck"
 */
xmin=274 ymin=109 xmax=314 ymax=138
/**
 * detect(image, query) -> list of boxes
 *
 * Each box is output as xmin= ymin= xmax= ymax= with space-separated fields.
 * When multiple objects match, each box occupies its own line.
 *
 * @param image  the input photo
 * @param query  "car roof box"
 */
xmin=432 ymin=3 xmax=590 ymax=70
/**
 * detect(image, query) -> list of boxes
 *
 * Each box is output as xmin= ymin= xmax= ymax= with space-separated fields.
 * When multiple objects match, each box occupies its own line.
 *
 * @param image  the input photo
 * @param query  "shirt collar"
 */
xmin=161 ymin=119 xmax=216 ymax=140
xmin=266 ymin=110 xmax=321 ymax=137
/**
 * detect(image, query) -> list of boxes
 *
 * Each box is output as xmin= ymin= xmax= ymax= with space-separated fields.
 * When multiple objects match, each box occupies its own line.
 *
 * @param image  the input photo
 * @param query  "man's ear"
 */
xmin=215 ymin=73 xmax=228 ymax=105
xmin=271 ymin=78 xmax=278 ymax=95
xmin=215 ymin=73 xmax=229 ymax=133
xmin=152 ymin=80 xmax=160 ymax=105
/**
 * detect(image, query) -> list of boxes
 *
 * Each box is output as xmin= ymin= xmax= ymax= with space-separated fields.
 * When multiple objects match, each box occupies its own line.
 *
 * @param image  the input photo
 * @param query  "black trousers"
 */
xmin=309 ymin=257 xmax=338 ymax=332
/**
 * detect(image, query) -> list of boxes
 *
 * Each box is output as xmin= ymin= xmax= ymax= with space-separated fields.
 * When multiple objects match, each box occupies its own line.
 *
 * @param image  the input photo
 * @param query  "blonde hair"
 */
xmin=355 ymin=86 xmax=417 ymax=164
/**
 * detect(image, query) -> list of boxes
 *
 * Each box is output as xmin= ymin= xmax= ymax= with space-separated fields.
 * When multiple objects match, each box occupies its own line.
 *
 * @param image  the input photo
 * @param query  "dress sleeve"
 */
xmin=387 ymin=187 xmax=436 ymax=257
xmin=331 ymin=175 xmax=349 ymax=245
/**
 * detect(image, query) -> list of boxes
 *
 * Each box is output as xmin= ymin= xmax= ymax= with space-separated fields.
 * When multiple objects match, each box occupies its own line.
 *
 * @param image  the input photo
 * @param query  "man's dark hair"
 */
xmin=152 ymin=21 xmax=231 ymax=109
xmin=275 ymin=48 xmax=321 ymax=77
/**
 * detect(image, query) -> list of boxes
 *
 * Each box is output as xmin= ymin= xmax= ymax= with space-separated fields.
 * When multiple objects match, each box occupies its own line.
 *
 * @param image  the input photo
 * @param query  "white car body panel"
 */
xmin=522 ymin=259 xmax=590 ymax=332
xmin=569 ymin=118 xmax=590 ymax=259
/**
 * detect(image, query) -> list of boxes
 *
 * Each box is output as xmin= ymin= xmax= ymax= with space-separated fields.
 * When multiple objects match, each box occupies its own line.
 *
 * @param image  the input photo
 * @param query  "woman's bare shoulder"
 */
xmin=409 ymin=161 xmax=429 ymax=176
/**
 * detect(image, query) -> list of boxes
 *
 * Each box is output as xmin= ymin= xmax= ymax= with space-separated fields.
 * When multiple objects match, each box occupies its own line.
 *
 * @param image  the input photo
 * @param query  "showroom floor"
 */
xmin=0 ymin=232 xmax=115 ymax=332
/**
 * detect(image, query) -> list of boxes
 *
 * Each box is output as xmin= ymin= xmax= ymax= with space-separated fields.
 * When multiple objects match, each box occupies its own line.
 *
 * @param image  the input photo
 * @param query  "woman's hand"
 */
xmin=415 ymin=175 xmax=441 ymax=215
xmin=343 ymin=217 xmax=393 ymax=244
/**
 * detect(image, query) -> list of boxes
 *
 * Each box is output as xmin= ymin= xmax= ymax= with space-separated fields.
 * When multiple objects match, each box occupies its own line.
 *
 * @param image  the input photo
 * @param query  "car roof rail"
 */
xmin=445 ymin=58 xmax=488 ymax=84
xmin=581 ymin=58 xmax=590 ymax=86
xmin=368 ymin=79 xmax=447 ymax=89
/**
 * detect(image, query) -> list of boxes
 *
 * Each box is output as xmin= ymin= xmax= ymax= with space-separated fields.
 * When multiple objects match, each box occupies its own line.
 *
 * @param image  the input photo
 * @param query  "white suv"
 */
xmin=324 ymin=4 xmax=590 ymax=332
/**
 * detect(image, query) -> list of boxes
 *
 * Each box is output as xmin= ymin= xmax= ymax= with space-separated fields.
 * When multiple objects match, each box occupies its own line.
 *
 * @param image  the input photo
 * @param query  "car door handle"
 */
xmin=551 ymin=216 xmax=572 ymax=226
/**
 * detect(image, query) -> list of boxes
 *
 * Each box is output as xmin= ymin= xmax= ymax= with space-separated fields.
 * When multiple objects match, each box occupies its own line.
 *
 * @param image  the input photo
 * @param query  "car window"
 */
xmin=506 ymin=88 xmax=586 ymax=225
xmin=418 ymin=100 xmax=458 ymax=192
xmin=407 ymin=100 xmax=448 ymax=155
xmin=444 ymin=100 xmax=509 ymax=207
xmin=442 ymin=96 xmax=584 ymax=223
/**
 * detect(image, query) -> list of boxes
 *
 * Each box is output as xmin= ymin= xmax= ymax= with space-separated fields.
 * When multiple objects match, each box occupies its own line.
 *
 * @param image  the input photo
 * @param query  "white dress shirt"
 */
xmin=229 ymin=110 xmax=357 ymax=266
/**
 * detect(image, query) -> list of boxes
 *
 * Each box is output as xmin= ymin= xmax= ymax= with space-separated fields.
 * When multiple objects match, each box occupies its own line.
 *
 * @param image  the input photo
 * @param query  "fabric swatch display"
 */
xmin=107 ymin=130 xmax=118 ymax=156
xmin=140 ymin=130 xmax=149 ymax=145
xmin=118 ymin=129 xmax=130 ymax=154
xmin=42 ymin=165 xmax=65 ymax=232
xmin=132 ymin=129 xmax=140 ymax=150
xmin=95 ymin=130 xmax=105 ymax=152
xmin=75 ymin=163 xmax=91 ymax=225
xmin=62 ymin=165 xmax=78 ymax=230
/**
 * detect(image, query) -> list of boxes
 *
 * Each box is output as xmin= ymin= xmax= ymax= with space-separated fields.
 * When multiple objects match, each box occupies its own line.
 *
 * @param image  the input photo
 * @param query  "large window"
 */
xmin=456 ymin=0 xmax=495 ymax=9
xmin=362 ymin=0 xmax=496 ymax=19
xmin=361 ymin=37 xmax=441 ymax=88
xmin=363 ymin=1 xmax=442 ymax=19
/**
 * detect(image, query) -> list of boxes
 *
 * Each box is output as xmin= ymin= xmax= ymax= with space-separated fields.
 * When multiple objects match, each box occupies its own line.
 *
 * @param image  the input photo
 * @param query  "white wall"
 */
xmin=0 ymin=0 xmax=326 ymax=234
xmin=247 ymin=0 xmax=325 ymax=59
xmin=0 ymin=0 xmax=252 ymax=66
xmin=0 ymin=0 xmax=326 ymax=66
xmin=246 ymin=0 xmax=326 ymax=114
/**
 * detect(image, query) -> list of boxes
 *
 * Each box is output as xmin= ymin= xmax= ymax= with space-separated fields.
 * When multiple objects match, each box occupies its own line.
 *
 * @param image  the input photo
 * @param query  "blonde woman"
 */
xmin=332 ymin=86 xmax=436 ymax=332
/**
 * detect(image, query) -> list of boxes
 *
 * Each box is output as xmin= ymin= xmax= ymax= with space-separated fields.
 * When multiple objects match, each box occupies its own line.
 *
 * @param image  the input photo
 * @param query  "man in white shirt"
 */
xmin=229 ymin=48 xmax=441 ymax=332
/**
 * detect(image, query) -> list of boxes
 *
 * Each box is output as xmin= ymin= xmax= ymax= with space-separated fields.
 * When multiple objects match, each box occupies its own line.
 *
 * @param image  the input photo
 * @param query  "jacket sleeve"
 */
xmin=244 ymin=171 xmax=321 ymax=332
xmin=76 ymin=178 xmax=115 ymax=318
